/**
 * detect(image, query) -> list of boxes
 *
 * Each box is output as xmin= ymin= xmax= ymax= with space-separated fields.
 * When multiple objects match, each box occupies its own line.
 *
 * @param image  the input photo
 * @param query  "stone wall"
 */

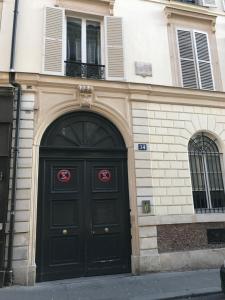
xmin=157 ymin=222 xmax=225 ymax=253
xmin=132 ymin=101 xmax=225 ymax=271
xmin=8 ymin=92 xmax=35 ymax=285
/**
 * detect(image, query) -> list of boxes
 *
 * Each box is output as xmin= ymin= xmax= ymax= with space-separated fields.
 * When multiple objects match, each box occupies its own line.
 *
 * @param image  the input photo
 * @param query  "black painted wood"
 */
xmin=0 ymin=88 xmax=14 ymax=285
xmin=36 ymin=112 xmax=131 ymax=282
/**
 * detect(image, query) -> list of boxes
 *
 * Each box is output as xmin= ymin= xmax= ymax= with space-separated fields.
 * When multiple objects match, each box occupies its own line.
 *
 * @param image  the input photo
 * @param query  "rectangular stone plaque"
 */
xmin=135 ymin=62 xmax=152 ymax=77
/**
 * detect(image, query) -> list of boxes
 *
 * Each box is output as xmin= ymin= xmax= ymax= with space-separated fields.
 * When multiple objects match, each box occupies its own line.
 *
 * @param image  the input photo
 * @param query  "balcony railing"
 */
xmin=65 ymin=61 xmax=105 ymax=80
xmin=175 ymin=0 xmax=198 ymax=4
xmin=195 ymin=207 xmax=225 ymax=214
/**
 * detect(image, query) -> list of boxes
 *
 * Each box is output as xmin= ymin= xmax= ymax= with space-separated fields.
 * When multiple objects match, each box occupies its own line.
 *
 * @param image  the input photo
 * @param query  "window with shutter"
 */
xmin=43 ymin=7 xmax=65 ymax=75
xmin=176 ymin=28 xmax=214 ymax=91
xmin=43 ymin=7 xmax=124 ymax=81
xmin=177 ymin=29 xmax=198 ymax=89
xmin=194 ymin=31 xmax=214 ymax=90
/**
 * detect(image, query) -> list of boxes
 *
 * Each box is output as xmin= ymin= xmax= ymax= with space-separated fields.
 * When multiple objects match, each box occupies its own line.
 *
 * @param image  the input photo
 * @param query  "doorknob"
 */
xmin=0 ymin=171 xmax=4 ymax=182
xmin=62 ymin=229 xmax=68 ymax=235
xmin=104 ymin=227 xmax=109 ymax=233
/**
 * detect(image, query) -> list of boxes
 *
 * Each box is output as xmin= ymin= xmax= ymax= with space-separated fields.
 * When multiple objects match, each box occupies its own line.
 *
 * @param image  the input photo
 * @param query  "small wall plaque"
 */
xmin=138 ymin=144 xmax=147 ymax=151
xmin=142 ymin=200 xmax=151 ymax=214
xmin=135 ymin=62 xmax=152 ymax=77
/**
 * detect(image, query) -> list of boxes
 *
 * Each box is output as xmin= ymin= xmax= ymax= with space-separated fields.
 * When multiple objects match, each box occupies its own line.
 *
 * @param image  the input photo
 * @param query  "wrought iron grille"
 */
xmin=65 ymin=61 xmax=105 ymax=80
xmin=188 ymin=133 xmax=225 ymax=213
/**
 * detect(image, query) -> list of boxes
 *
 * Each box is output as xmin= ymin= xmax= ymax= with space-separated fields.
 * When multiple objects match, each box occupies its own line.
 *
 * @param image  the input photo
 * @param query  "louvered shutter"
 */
xmin=43 ymin=7 xmax=64 ymax=75
xmin=105 ymin=16 xmax=124 ymax=81
xmin=194 ymin=31 xmax=214 ymax=91
xmin=177 ymin=29 xmax=198 ymax=89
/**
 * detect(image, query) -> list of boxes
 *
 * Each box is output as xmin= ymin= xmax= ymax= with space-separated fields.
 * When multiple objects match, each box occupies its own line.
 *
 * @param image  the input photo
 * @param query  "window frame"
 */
xmin=65 ymin=14 xmax=105 ymax=66
xmin=165 ymin=5 xmax=222 ymax=91
xmin=188 ymin=133 xmax=225 ymax=213
xmin=176 ymin=27 xmax=215 ymax=90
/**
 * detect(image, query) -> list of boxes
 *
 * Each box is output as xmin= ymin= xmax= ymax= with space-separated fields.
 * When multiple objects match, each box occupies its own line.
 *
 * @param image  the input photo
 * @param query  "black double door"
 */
xmin=36 ymin=155 xmax=131 ymax=282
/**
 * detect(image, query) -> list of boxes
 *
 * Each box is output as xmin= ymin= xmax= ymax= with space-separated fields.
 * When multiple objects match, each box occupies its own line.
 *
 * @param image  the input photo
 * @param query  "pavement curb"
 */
xmin=153 ymin=289 xmax=222 ymax=300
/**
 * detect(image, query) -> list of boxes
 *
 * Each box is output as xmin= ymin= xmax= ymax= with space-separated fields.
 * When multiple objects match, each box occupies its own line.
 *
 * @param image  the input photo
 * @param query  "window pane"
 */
xmin=86 ymin=21 xmax=101 ymax=65
xmin=210 ymin=191 xmax=225 ymax=208
xmin=189 ymin=154 xmax=205 ymax=191
xmin=67 ymin=19 xmax=81 ymax=62
xmin=193 ymin=191 xmax=207 ymax=209
xmin=207 ymin=155 xmax=224 ymax=191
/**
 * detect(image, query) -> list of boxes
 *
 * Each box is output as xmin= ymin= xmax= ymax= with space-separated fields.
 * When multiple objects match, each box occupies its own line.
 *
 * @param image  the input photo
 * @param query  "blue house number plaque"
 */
xmin=138 ymin=144 xmax=147 ymax=151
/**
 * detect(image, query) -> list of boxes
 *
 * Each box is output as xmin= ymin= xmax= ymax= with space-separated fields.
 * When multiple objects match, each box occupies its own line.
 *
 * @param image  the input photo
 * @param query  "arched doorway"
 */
xmin=36 ymin=112 xmax=131 ymax=282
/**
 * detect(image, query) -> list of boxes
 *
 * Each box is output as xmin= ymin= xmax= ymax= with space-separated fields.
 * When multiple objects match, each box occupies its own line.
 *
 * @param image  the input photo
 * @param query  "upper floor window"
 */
xmin=66 ymin=18 xmax=104 ymax=79
xmin=188 ymin=133 xmax=225 ymax=213
xmin=165 ymin=6 xmax=222 ymax=91
xmin=177 ymin=29 xmax=214 ymax=90
xmin=43 ymin=6 xmax=124 ymax=81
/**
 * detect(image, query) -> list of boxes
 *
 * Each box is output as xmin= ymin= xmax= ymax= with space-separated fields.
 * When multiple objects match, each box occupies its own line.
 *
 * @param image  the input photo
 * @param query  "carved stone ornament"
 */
xmin=110 ymin=0 xmax=115 ymax=15
xmin=78 ymin=85 xmax=94 ymax=108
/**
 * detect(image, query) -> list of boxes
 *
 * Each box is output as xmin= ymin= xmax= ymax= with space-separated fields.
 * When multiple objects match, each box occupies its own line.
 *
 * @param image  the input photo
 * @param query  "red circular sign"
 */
xmin=98 ymin=169 xmax=111 ymax=183
xmin=57 ymin=169 xmax=71 ymax=183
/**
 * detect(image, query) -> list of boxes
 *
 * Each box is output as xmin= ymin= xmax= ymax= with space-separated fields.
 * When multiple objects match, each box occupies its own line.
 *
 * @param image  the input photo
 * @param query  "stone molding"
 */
xmin=1 ymin=72 xmax=225 ymax=108
xmin=165 ymin=5 xmax=217 ymax=32
xmin=56 ymin=0 xmax=114 ymax=16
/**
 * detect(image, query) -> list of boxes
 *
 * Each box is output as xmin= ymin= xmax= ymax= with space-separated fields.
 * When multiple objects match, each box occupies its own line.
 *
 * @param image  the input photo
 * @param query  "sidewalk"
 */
xmin=0 ymin=269 xmax=222 ymax=300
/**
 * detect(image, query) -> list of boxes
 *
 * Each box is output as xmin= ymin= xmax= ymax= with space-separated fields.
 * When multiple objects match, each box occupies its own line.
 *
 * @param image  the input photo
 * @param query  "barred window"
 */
xmin=188 ymin=133 xmax=225 ymax=213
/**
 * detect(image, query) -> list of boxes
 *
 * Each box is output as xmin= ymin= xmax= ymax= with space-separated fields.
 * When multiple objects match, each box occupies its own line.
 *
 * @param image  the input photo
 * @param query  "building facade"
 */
xmin=0 ymin=0 xmax=225 ymax=285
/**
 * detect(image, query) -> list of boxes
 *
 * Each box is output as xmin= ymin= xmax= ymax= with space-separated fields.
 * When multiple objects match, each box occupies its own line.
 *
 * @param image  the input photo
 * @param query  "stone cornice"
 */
xmin=56 ymin=0 xmax=114 ymax=16
xmin=1 ymin=72 xmax=225 ymax=108
xmin=165 ymin=4 xmax=217 ymax=31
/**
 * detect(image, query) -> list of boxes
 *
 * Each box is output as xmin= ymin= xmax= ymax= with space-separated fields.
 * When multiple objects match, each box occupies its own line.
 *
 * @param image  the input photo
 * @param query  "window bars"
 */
xmin=188 ymin=133 xmax=225 ymax=213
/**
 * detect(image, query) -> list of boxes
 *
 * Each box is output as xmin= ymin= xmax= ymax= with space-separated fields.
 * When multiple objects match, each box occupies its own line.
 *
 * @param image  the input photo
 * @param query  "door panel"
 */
xmin=37 ymin=160 xmax=85 ymax=281
xmin=36 ymin=157 xmax=131 ymax=281
xmin=86 ymin=160 xmax=130 ymax=275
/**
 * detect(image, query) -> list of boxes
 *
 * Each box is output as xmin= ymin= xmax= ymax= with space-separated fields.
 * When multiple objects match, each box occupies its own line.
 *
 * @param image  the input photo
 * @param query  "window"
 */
xmin=188 ymin=133 xmax=225 ymax=213
xmin=165 ymin=6 xmax=222 ymax=91
xmin=43 ymin=6 xmax=124 ymax=80
xmin=177 ymin=29 xmax=214 ymax=90
xmin=66 ymin=17 xmax=104 ymax=79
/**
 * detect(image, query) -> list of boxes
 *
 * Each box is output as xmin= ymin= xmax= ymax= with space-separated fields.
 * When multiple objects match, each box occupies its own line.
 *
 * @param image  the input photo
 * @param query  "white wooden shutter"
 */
xmin=194 ymin=31 xmax=214 ymax=91
xmin=105 ymin=16 xmax=124 ymax=81
xmin=202 ymin=0 xmax=217 ymax=7
xmin=43 ymin=6 xmax=64 ymax=75
xmin=177 ymin=29 xmax=198 ymax=89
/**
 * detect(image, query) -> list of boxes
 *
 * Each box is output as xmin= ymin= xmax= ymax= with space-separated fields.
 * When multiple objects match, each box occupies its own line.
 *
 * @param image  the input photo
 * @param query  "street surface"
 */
xmin=0 ymin=269 xmax=221 ymax=300
xmin=182 ymin=293 xmax=224 ymax=299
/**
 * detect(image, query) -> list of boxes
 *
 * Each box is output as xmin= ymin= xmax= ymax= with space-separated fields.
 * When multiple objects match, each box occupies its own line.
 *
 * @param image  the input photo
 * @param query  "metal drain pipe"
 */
xmin=5 ymin=0 xmax=21 ymax=286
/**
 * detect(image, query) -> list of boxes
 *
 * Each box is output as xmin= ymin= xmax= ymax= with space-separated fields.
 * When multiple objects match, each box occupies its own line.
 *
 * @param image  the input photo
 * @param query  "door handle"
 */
xmin=0 ymin=171 xmax=4 ymax=182
xmin=62 ymin=229 xmax=68 ymax=235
